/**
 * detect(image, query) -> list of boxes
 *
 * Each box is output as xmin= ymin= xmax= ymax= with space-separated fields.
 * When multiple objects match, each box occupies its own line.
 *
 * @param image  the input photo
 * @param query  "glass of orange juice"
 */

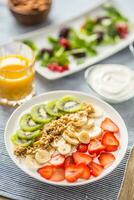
xmin=0 ymin=42 xmax=35 ymax=106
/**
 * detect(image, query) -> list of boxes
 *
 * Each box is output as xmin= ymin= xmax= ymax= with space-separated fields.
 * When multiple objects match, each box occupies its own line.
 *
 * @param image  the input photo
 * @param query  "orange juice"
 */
xmin=0 ymin=55 xmax=35 ymax=102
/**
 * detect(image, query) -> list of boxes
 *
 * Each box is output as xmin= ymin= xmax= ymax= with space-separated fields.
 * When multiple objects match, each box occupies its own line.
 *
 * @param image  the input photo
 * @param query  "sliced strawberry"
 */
xmin=101 ymin=131 xmax=119 ymax=152
xmin=50 ymin=154 xmax=65 ymax=167
xmin=73 ymin=152 xmax=92 ymax=165
xmin=59 ymin=38 xmax=70 ymax=49
xmin=50 ymin=166 xmax=65 ymax=182
xmin=98 ymin=152 xmax=115 ymax=167
xmin=88 ymin=152 xmax=97 ymax=158
xmin=65 ymin=164 xmax=83 ymax=182
xmin=88 ymin=139 xmax=105 ymax=155
xmin=101 ymin=118 xmax=119 ymax=133
xmin=37 ymin=165 xmax=54 ymax=179
xmin=64 ymin=156 xmax=75 ymax=168
xmin=116 ymin=23 xmax=128 ymax=39
xmin=78 ymin=163 xmax=91 ymax=180
xmin=89 ymin=162 xmax=104 ymax=177
xmin=77 ymin=144 xmax=88 ymax=153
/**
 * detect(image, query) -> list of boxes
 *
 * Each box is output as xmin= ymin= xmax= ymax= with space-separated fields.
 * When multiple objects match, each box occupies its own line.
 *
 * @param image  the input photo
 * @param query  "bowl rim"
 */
xmin=4 ymin=90 xmax=128 ymax=186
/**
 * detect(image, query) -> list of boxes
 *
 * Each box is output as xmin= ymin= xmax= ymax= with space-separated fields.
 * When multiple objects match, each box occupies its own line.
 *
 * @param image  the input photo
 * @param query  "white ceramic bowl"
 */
xmin=4 ymin=90 xmax=128 ymax=186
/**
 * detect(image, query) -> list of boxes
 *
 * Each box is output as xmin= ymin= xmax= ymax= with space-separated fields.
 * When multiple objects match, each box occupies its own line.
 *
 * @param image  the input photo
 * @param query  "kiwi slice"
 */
xmin=31 ymin=104 xmax=52 ymax=124
xmin=46 ymin=100 xmax=62 ymax=117
xmin=11 ymin=133 xmax=33 ymax=147
xmin=17 ymin=129 xmax=41 ymax=140
xmin=20 ymin=114 xmax=42 ymax=132
xmin=56 ymin=96 xmax=83 ymax=113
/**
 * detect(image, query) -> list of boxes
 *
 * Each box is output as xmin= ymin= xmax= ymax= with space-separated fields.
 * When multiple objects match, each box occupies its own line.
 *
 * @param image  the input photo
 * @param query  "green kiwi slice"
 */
xmin=46 ymin=100 xmax=62 ymax=117
xmin=56 ymin=95 xmax=83 ymax=113
xmin=11 ymin=133 xmax=33 ymax=147
xmin=19 ymin=114 xmax=42 ymax=132
xmin=31 ymin=104 xmax=52 ymax=124
xmin=17 ymin=129 xmax=41 ymax=140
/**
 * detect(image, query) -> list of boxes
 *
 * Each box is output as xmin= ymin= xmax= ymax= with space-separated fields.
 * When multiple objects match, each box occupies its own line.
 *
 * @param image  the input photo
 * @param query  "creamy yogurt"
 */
xmin=86 ymin=64 xmax=134 ymax=103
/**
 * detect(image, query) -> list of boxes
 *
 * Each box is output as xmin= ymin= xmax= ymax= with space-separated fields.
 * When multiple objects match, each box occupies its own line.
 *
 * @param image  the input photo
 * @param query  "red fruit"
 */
xmin=116 ymin=23 xmax=128 ymax=39
xmin=78 ymin=163 xmax=91 ymax=180
xmin=88 ymin=139 xmax=105 ymax=155
xmin=65 ymin=164 xmax=83 ymax=182
xmin=101 ymin=118 xmax=119 ymax=133
xmin=89 ymin=162 xmax=103 ymax=177
xmin=88 ymin=152 xmax=97 ymax=158
xmin=77 ymin=144 xmax=88 ymax=153
xmin=98 ymin=152 xmax=115 ymax=167
xmin=59 ymin=38 xmax=70 ymax=49
xmin=101 ymin=131 xmax=119 ymax=152
xmin=50 ymin=166 xmax=65 ymax=182
xmin=64 ymin=156 xmax=75 ymax=168
xmin=73 ymin=152 xmax=92 ymax=165
xmin=50 ymin=154 xmax=65 ymax=167
xmin=48 ymin=63 xmax=58 ymax=72
xmin=37 ymin=165 xmax=54 ymax=179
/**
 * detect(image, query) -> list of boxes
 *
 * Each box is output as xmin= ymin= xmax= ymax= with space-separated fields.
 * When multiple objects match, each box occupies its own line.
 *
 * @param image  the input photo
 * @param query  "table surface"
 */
xmin=0 ymin=0 xmax=134 ymax=199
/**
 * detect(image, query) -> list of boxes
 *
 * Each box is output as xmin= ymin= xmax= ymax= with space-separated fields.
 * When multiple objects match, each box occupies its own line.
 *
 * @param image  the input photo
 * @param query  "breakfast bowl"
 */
xmin=4 ymin=90 xmax=128 ymax=186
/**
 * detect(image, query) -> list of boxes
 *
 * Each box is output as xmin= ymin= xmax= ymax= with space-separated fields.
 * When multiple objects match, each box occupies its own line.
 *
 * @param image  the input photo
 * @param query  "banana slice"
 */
xmin=88 ymin=126 xmax=102 ymax=139
xmin=62 ymin=132 xmax=79 ymax=145
xmin=58 ymin=143 xmax=71 ymax=155
xmin=78 ymin=130 xmax=90 ymax=144
xmin=90 ymin=106 xmax=103 ymax=118
xmin=35 ymin=149 xmax=51 ymax=164
xmin=85 ymin=118 xmax=95 ymax=129
xmin=24 ymin=155 xmax=40 ymax=169
xmin=74 ymin=116 xmax=88 ymax=127
xmin=51 ymin=137 xmax=66 ymax=148
xmin=65 ymin=128 xmax=78 ymax=139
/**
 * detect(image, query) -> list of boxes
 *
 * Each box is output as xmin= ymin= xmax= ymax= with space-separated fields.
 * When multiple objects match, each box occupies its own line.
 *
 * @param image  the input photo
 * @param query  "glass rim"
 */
xmin=0 ymin=42 xmax=35 ymax=73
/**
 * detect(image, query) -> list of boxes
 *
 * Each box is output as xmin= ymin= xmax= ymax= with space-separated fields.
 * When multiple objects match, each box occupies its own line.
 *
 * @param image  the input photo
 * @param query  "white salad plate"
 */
xmin=5 ymin=90 xmax=128 ymax=186
xmin=6 ymin=0 xmax=134 ymax=80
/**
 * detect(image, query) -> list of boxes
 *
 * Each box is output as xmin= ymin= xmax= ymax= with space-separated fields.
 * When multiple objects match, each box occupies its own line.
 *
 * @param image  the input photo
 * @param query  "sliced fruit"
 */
xmin=90 ymin=106 xmax=103 ymax=118
xmin=88 ymin=152 xmax=97 ymax=158
xmin=116 ymin=23 xmax=128 ymax=39
xmin=50 ymin=154 xmax=65 ymax=167
xmin=88 ymin=126 xmax=102 ymax=139
xmin=20 ymin=114 xmax=42 ymax=132
xmin=65 ymin=164 xmax=83 ymax=182
xmin=11 ymin=133 xmax=33 ymax=147
xmin=35 ymin=149 xmax=51 ymax=164
xmin=50 ymin=166 xmax=65 ymax=182
xmin=62 ymin=132 xmax=79 ymax=145
xmin=78 ymin=163 xmax=91 ymax=180
xmin=17 ymin=129 xmax=41 ymax=140
xmin=64 ymin=156 xmax=75 ymax=168
xmin=88 ymin=139 xmax=105 ymax=154
xmin=37 ymin=165 xmax=54 ymax=179
xmin=56 ymin=96 xmax=83 ymax=113
xmin=101 ymin=131 xmax=119 ymax=152
xmin=51 ymin=137 xmax=66 ymax=148
xmin=85 ymin=118 xmax=94 ymax=129
xmin=98 ymin=152 xmax=115 ymax=167
xmin=73 ymin=152 xmax=92 ymax=165
xmin=31 ymin=104 xmax=52 ymax=124
xmin=46 ymin=100 xmax=62 ymax=117
xmin=89 ymin=162 xmax=104 ymax=177
xmin=58 ymin=143 xmax=71 ymax=155
xmin=24 ymin=155 xmax=40 ymax=169
xmin=101 ymin=118 xmax=119 ymax=133
xmin=77 ymin=143 xmax=88 ymax=153
xmin=78 ymin=131 xmax=90 ymax=144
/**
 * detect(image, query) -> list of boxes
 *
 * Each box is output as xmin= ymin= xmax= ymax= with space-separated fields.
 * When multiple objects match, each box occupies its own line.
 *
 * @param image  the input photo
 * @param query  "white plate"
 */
xmin=11 ymin=0 xmax=134 ymax=80
xmin=5 ymin=90 xmax=128 ymax=186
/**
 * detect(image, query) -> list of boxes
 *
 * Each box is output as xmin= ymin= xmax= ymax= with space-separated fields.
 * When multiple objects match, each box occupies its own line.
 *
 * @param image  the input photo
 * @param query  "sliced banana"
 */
xmin=74 ymin=116 xmax=88 ymax=127
xmin=51 ymin=137 xmax=66 ymax=148
xmin=35 ymin=149 xmax=51 ymax=164
xmin=65 ymin=127 xmax=79 ymax=139
xmin=88 ymin=126 xmax=102 ymax=139
xmin=78 ymin=130 xmax=90 ymax=144
xmin=24 ymin=155 xmax=40 ymax=169
xmin=90 ymin=106 xmax=103 ymax=118
xmin=58 ymin=143 xmax=71 ymax=155
xmin=85 ymin=118 xmax=95 ymax=129
xmin=62 ymin=132 xmax=79 ymax=145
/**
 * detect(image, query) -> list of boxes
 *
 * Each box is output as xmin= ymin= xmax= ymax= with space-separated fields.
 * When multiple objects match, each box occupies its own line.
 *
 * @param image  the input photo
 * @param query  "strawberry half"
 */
xmin=77 ymin=144 xmax=88 ymax=153
xmin=64 ymin=156 xmax=75 ymax=168
xmin=101 ymin=118 xmax=119 ymax=133
xmin=50 ymin=154 xmax=65 ymax=167
xmin=78 ymin=163 xmax=91 ymax=180
xmin=73 ymin=152 xmax=92 ymax=165
xmin=89 ymin=162 xmax=103 ymax=177
xmin=98 ymin=152 xmax=115 ymax=167
xmin=37 ymin=165 xmax=54 ymax=179
xmin=65 ymin=164 xmax=83 ymax=182
xmin=88 ymin=139 xmax=105 ymax=155
xmin=59 ymin=38 xmax=70 ymax=49
xmin=101 ymin=131 xmax=119 ymax=152
xmin=50 ymin=166 xmax=65 ymax=182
